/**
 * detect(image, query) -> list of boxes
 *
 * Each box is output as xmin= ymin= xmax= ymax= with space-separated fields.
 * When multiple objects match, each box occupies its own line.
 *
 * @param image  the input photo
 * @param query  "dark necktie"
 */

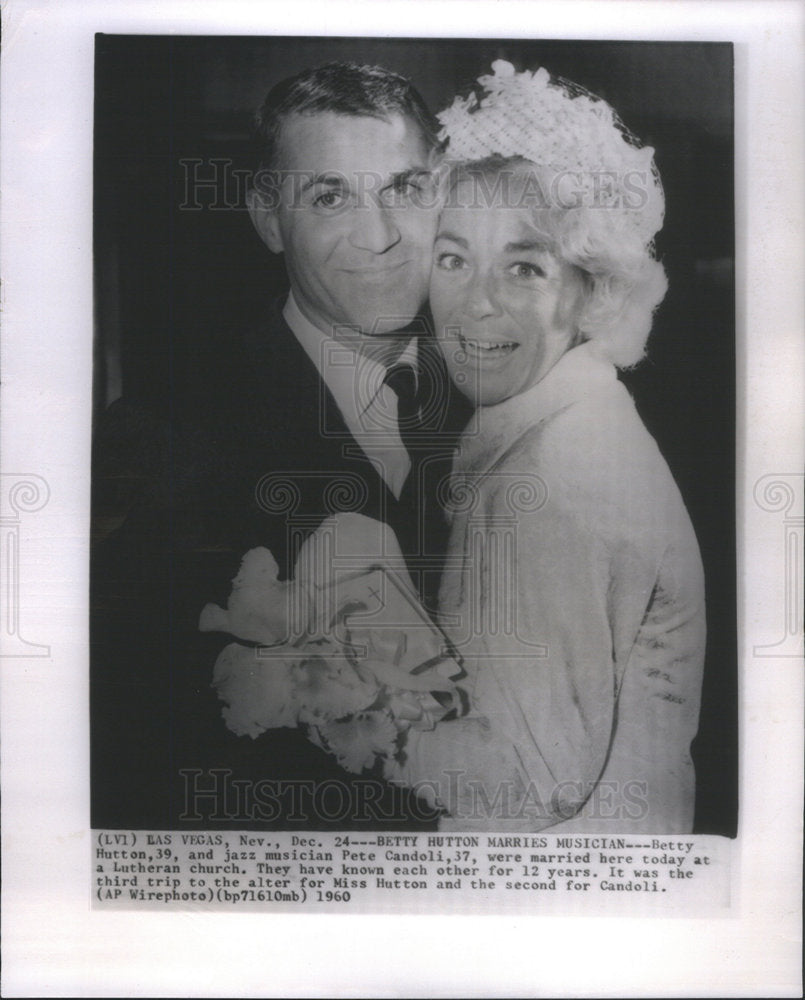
xmin=383 ymin=359 xmax=449 ymax=613
xmin=383 ymin=363 xmax=420 ymax=457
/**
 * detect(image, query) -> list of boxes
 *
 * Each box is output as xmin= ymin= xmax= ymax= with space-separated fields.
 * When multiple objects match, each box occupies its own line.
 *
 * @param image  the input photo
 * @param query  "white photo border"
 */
xmin=1 ymin=1 xmax=802 ymax=997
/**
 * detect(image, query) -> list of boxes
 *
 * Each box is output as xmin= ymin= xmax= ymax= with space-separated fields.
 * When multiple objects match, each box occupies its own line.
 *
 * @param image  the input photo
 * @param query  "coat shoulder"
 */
xmin=502 ymin=381 xmax=687 ymax=542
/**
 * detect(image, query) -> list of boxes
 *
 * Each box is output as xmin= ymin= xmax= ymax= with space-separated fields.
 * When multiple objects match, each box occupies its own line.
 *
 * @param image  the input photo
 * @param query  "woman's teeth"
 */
xmin=460 ymin=334 xmax=518 ymax=356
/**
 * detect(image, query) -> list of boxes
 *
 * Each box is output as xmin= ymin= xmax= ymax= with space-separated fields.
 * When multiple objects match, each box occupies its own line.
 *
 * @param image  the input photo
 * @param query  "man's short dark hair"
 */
xmin=253 ymin=61 xmax=442 ymax=171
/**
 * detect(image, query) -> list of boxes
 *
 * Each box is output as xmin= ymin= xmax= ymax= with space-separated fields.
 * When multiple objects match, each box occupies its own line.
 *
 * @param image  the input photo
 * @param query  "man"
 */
xmin=239 ymin=61 xmax=462 ymax=594
xmin=91 ymin=63 xmax=467 ymax=832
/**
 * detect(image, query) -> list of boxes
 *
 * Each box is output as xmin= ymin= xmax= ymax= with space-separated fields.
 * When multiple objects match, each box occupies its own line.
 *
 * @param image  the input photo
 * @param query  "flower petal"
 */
xmin=291 ymin=653 xmax=379 ymax=720
xmin=200 ymin=547 xmax=305 ymax=646
xmin=212 ymin=642 xmax=298 ymax=737
xmin=316 ymin=710 xmax=398 ymax=773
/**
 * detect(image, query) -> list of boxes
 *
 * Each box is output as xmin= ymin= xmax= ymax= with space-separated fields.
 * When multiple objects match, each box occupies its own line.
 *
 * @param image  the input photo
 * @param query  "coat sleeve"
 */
xmin=472 ymin=394 xmax=703 ymax=830
xmin=479 ymin=492 xmax=665 ymax=827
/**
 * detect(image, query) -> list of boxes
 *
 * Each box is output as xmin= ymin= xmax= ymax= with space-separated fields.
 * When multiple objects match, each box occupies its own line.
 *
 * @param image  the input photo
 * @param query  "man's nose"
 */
xmin=465 ymin=271 xmax=503 ymax=320
xmin=348 ymin=202 xmax=402 ymax=254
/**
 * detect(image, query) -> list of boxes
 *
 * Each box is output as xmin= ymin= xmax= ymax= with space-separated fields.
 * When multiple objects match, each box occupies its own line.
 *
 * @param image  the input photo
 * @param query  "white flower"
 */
xmin=290 ymin=651 xmax=379 ymax=721
xmin=200 ymin=546 xmax=307 ymax=646
xmin=202 ymin=516 xmax=464 ymax=782
xmin=315 ymin=711 xmax=399 ymax=774
xmin=212 ymin=642 xmax=298 ymax=738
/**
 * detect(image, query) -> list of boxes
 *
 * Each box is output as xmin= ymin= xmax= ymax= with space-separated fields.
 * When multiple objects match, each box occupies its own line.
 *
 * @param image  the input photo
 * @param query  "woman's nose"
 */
xmin=348 ymin=202 xmax=401 ymax=254
xmin=465 ymin=272 xmax=502 ymax=319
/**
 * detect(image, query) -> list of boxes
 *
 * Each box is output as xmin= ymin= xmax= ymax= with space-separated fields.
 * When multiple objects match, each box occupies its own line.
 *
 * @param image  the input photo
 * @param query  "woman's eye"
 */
xmin=508 ymin=261 xmax=546 ymax=278
xmin=436 ymin=253 xmax=466 ymax=271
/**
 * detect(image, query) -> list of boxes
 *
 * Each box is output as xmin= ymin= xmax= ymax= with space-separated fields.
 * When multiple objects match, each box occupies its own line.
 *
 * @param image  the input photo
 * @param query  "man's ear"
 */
xmin=247 ymin=186 xmax=284 ymax=254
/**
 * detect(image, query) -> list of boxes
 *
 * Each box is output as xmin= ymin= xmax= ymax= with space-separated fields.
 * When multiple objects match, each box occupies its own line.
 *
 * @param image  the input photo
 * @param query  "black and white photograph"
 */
xmin=1 ymin=0 xmax=802 ymax=996
xmin=92 ymin=35 xmax=736 ymax=837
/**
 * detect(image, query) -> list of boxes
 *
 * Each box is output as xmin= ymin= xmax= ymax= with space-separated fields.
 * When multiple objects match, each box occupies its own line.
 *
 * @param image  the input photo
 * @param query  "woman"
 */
xmin=388 ymin=62 xmax=706 ymax=833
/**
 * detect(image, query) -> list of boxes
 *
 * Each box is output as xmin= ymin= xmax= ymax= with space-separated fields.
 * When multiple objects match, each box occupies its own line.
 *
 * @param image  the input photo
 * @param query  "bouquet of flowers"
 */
xmin=199 ymin=514 xmax=464 ymax=775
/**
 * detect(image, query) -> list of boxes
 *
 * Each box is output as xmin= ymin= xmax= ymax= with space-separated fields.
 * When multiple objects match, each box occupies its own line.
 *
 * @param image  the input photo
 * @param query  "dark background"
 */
xmin=94 ymin=35 xmax=736 ymax=836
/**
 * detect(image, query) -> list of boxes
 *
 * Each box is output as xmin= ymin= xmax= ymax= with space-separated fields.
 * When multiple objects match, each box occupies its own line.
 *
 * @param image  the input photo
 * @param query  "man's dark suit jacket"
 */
xmin=91 ymin=303 xmax=471 ymax=831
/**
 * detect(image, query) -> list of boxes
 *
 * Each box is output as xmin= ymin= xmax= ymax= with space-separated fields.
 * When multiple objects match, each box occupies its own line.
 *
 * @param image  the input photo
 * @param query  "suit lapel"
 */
xmin=247 ymin=303 xmax=399 ymax=509
xmin=237 ymin=308 xmax=462 ymax=602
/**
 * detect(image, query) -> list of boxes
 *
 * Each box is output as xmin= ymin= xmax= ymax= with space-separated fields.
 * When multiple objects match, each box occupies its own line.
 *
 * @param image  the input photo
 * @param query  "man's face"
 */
xmin=253 ymin=111 xmax=440 ymax=340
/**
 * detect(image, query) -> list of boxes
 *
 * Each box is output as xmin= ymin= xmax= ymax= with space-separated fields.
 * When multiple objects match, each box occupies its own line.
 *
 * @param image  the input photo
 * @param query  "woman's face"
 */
xmin=430 ymin=177 xmax=585 ymax=407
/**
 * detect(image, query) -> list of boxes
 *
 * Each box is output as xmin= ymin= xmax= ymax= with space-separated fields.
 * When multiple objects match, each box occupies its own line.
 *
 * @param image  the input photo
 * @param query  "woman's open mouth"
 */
xmin=458 ymin=332 xmax=519 ymax=359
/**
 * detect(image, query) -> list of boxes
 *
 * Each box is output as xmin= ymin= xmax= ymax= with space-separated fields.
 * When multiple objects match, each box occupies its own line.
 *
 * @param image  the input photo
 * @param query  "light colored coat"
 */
xmin=436 ymin=341 xmax=706 ymax=832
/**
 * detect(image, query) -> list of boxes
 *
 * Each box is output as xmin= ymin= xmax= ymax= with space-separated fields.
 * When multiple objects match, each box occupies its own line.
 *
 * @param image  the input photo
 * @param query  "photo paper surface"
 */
xmin=1 ymin=2 xmax=802 ymax=996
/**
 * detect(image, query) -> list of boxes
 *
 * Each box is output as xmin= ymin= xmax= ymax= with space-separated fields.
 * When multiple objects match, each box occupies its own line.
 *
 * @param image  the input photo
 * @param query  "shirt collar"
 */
xmin=283 ymin=292 xmax=418 ymax=417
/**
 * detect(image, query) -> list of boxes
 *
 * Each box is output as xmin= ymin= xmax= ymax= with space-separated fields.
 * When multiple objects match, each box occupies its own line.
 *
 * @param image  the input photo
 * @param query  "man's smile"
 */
xmin=338 ymin=260 xmax=413 ymax=276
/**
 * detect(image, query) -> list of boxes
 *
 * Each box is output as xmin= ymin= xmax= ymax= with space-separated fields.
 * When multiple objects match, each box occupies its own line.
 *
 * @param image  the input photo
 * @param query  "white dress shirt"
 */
xmin=283 ymin=293 xmax=416 ymax=498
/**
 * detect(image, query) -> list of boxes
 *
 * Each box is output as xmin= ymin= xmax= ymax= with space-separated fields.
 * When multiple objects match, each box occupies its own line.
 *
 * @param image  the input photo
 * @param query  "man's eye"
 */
xmin=508 ymin=262 xmax=545 ymax=278
xmin=394 ymin=177 xmax=423 ymax=196
xmin=313 ymin=190 xmax=347 ymax=209
xmin=380 ymin=178 xmax=424 ymax=206
xmin=436 ymin=252 xmax=466 ymax=271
